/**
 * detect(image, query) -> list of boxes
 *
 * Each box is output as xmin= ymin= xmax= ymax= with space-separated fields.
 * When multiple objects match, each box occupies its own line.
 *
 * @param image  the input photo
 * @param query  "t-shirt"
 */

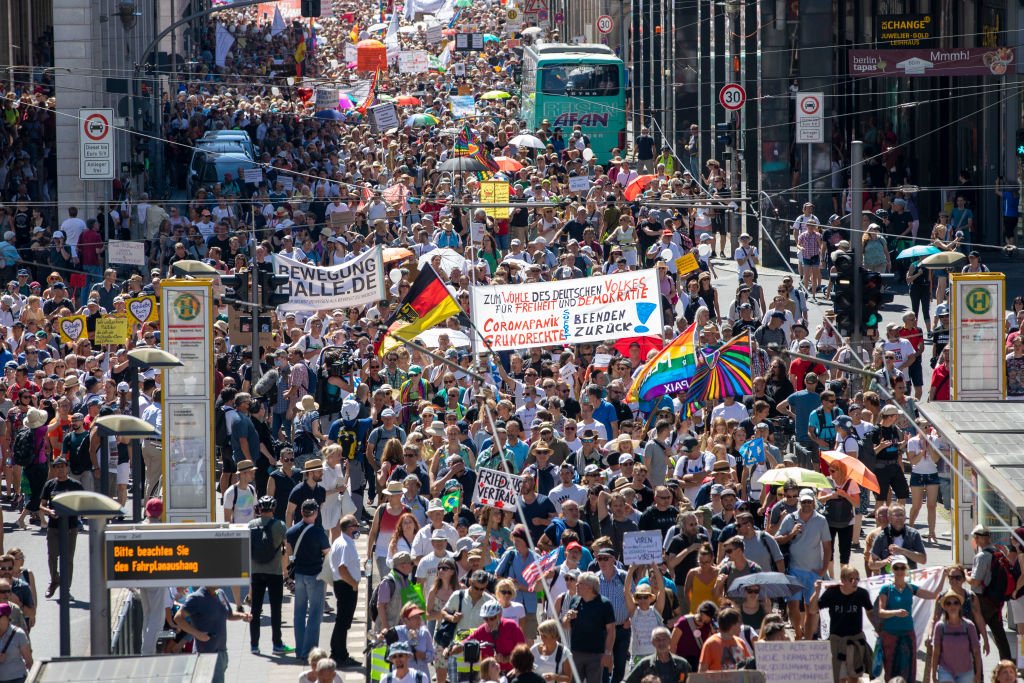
xmin=777 ymin=511 xmax=831 ymax=572
xmin=285 ymin=521 xmax=329 ymax=576
xmin=40 ymin=477 xmax=85 ymax=529
xmin=567 ymin=594 xmax=615 ymax=654
xmin=699 ymin=633 xmax=751 ymax=671
xmin=786 ymin=390 xmax=822 ymax=441
xmin=0 ymin=625 xmax=29 ymax=681
xmin=225 ymin=483 xmax=257 ymax=524
xmin=818 ymin=586 xmax=873 ymax=636
xmin=932 ymin=619 xmax=980 ymax=676
xmin=665 ymin=532 xmax=709 ymax=586
xmin=518 ymin=494 xmax=557 ymax=543
xmin=288 ymin=481 xmax=327 ymax=525
xmin=181 ymin=587 xmax=232 ymax=653
xmin=878 ymin=582 xmax=919 ymax=634
xmin=639 ymin=506 xmax=678 ymax=535
xmin=600 ymin=516 xmax=640 ymax=558
xmin=872 ymin=425 xmax=903 ymax=464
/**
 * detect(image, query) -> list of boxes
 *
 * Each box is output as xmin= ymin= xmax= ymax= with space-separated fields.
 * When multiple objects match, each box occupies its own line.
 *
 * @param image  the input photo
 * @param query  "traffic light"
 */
xmin=259 ymin=270 xmax=290 ymax=308
xmin=300 ymin=0 xmax=321 ymax=17
xmin=1017 ymin=128 xmax=1024 ymax=157
xmin=220 ymin=272 xmax=249 ymax=311
xmin=862 ymin=270 xmax=884 ymax=332
xmin=715 ymin=121 xmax=734 ymax=149
xmin=830 ymin=251 xmax=856 ymax=336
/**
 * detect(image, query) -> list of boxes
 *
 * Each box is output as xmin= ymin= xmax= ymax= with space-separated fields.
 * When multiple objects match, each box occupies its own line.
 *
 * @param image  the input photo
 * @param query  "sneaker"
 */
xmin=273 ymin=644 xmax=296 ymax=655
xmin=337 ymin=656 xmax=362 ymax=669
xmin=251 ymin=646 xmax=260 ymax=654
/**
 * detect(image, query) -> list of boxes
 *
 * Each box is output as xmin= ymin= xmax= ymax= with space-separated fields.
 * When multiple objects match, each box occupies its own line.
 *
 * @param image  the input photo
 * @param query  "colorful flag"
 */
xmin=350 ymin=23 xmax=360 ymax=43
xmin=441 ymin=489 xmax=461 ymax=513
xmin=522 ymin=549 xmax=559 ymax=590
xmin=355 ymin=183 xmax=373 ymax=211
xmin=625 ymin=323 xmax=699 ymax=403
xmin=375 ymin=266 xmax=462 ymax=357
xmin=294 ymin=39 xmax=307 ymax=65
xmin=357 ymin=69 xmax=382 ymax=114
xmin=271 ymin=7 xmax=286 ymax=36
xmin=739 ymin=437 xmax=765 ymax=466
xmin=683 ymin=330 xmax=754 ymax=404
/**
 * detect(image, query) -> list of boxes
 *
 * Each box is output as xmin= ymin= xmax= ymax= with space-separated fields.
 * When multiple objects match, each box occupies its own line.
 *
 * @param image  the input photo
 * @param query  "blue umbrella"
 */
xmin=896 ymin=244 xmax=940 ymax=260
xmin=726 ymin=572 xmax=805 ymax=600
xmin=314 ymin=109 xmax=345 ymax=120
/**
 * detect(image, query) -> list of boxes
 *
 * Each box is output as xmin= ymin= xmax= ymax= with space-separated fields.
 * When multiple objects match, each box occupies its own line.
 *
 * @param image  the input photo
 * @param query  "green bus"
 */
xmin=521 ymin=43 xmax=626 ymax=162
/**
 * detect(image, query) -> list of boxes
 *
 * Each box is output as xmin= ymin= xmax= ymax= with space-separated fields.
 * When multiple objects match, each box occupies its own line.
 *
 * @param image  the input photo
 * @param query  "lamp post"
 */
xmin=51 ymin=491 xmax=123 ymax=657
xmin=126 ymin=349 xmax=182 ymax=522
xmin=93 ymin=415 xmax=160 ymax=526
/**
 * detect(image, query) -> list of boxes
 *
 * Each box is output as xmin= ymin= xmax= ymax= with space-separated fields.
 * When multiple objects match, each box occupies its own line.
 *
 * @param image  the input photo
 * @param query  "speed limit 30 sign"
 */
xmin=719 ymin=83 xmax=746 ymax=111
xmin=596 ymin=15 xmax=613 ymax=34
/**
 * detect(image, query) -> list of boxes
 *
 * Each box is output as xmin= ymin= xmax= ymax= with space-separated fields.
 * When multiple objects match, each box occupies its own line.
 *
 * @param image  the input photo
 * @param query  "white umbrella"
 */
xmin=419 ymin=248 xmax=469 ymax=275
xmin=367 ymin=22 xmax=389 ymax=32
xmin=510 ymin=133 xmax=546 ymax=149
xmin=398 ymin=25 xmax=418 ymax=34
xmin=415 ymin=328 xmax=471 ymax=348
xmin=522 ymin=27 xmax=543 ymax=37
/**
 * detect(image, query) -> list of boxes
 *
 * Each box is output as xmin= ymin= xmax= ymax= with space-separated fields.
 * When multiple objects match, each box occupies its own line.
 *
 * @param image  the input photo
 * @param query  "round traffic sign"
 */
xmin=506 ymin=7 xmax=519 ymax=20
xmin=596 ymin=14 xmax=613 ymax=34
xmin=799 ymin=94 xmax=820 ymax=115
xmin=719 ymin=83 xmax=746 ymax=111
xmin=83 ymin=113 xmax=110 ymax=141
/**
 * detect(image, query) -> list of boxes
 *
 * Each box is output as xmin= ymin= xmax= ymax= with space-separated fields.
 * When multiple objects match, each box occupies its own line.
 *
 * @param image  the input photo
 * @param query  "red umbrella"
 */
xmin=623 ymin=174 xmax=657 ymax=201
xmin=396 ymin=95 xmax=422 ymax=106
xmin=493 ymin=156 xmax=523 ymax=172
xmin=614 ymin=336 xmax=664 ymax=358
xmin=442 ymin=28 xmax=458 ymax=36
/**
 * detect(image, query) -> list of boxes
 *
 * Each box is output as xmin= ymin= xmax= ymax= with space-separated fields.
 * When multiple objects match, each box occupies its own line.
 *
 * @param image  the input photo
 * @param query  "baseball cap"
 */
xmin=799 ymin=488 xmax=816 ymax=502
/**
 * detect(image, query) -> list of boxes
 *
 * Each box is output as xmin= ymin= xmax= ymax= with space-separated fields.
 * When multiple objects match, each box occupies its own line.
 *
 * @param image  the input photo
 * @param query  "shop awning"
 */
xmin=918 ymin=401 xmax=1024 ymax=516
xmin=28 ymin=654 xmax=219 ymax=683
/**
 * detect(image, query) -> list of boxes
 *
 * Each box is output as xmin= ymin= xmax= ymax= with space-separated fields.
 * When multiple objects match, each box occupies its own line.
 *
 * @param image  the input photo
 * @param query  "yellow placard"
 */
xmin=457 ymin=85 xmax=472 ymax=96
xmin=94 ymin=316 xmax=129 ymax=346
xmin=675 ymin=252 xmax=700 ymax=276
xmin=125 ymin=295 xmax=159 ymax=325
xmin=479 ymin=180 xmax=510 ymax=219
xmin=57 ymin=315 xmax=88 ymax=343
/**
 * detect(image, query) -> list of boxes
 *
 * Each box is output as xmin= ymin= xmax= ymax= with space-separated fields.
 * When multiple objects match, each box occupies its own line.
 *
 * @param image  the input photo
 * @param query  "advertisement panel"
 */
xmin=849 ymin=47 xmax=1014 ymax=77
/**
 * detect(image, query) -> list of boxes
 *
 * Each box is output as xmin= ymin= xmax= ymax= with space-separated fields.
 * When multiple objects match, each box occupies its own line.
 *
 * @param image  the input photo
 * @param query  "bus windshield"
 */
xmin=540 ymin=63 xmax=620 ymax=97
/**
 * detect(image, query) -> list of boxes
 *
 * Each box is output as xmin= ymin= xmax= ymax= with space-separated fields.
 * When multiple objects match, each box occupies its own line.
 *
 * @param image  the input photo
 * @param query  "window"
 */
xmin=540 ymin=64 xmax=619 ymax=97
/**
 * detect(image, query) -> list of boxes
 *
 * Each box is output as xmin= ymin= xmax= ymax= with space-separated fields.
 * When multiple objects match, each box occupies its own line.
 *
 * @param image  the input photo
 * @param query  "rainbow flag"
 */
xmin=453 ymin=123 xmax=480 ymax=157
xmin=683 ymin=330 xmax=754 ymax=403
xmin=626 ymin=323 xmax=699 ymax=402
xmin=356 ymin=69 xmax=381 ymax=114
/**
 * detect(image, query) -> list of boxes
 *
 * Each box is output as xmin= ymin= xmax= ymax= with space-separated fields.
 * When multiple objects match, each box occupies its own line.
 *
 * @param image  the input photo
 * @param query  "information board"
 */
xmin=950 ymin=273 xmax=1006 ymax=400
xmin=106 ymin=527 xmax=251 ymax=587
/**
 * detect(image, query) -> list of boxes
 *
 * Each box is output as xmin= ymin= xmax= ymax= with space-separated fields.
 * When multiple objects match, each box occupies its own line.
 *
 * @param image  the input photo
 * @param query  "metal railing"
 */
xmin=110 ymin=591 xmax=143 ymax=655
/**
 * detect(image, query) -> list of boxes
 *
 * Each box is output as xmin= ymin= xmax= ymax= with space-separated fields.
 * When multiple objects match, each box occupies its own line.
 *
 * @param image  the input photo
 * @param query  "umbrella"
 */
xmin=454 ymin=0 xmax=473 ymax=7
xmin=483 ymin=34 xmax=499 ymax=42
xmin=314 ymin=109 xmax=345 ymax=120
xmin=819 ymin=451 xmax=881 ymax=493
xmin=510 ymin=133 xmax=546 ymax=149
xmin=367 ymin=22 xmax=388 ymax=32
xmin=396 ymin=95 xmax=422 ymax=106
xmin=623 ymin=174 xmax=657 ymax=201
xmin=442 ymin=28 xmax=458 ymax=37
xmin=406 ymin=113 xmax=440 ymax=127
xmin=682 ymin=331 xmax=754 ymax=403
xmin=480 ymin=90 xmax=511 ymax=100
xmin=382 ymin=247 xmax=415 ymax=264
xmin=439 ymin=156 xmax=488 ymax=172
xmin=614 ymin=336 xmax=664 ymax=358
xmin=921 ymin=250 xmax=966 ymax=270
xmin=336 ymin=96 xmax=354 ymax=110
xmin=727 ymin=573 xmax=805 ymax=600
xmin=521 ymin=27 xmax=543 ymax=37
xmin=419 ymin=248 xmax=469 ymax=275
xmin=415 ymin=328 xmax=471 ymax=348
xmin=758 ymin=466 xmax=832 ymax=489
xmin=493 ymin=156 xmax=523 ymax=172
xmin=896 ymin=244 xmax=940 ymax=260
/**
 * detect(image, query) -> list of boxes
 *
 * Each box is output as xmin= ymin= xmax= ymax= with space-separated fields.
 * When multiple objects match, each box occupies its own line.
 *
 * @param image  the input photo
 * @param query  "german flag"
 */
xmin=375 ymin=267 xmax=461 ymax=357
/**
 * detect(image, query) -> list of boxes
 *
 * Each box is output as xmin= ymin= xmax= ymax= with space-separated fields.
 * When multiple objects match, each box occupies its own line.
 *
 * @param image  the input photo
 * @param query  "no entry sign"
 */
xmin=79 ymin=108 xmax=115 ymax=180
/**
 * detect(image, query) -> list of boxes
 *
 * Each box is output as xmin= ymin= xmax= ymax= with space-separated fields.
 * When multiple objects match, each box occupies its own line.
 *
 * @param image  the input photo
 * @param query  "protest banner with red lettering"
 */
xmin=470 ymin=269 xmax=662 ymax=351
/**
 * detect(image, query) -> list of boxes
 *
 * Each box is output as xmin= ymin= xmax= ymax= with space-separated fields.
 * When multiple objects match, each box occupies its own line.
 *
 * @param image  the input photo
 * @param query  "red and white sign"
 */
xmin=79 ymin=108 xmax=114 ymax=180
xmin=795 ymin=92 xmax=824 ymax=143
xmin=719 ymin=83 xmax=746 ymax=111
xmin=596 ymin=14 xmax=614 ymax=34
xmin=474 ymin=467 xmax=522 ymax=508
xmin=523 ymin=0 xmax=547 ymax=14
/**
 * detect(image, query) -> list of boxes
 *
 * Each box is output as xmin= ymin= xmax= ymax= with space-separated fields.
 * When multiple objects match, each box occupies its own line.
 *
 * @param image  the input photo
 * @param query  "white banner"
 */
xmin=471 ymin=269 xmax=664 ymax=351
xmin=272 ymin=248 xmax=386 ymax=312
xmin=474 ymin=467 xmax=522 ymax=509
xmin=818 ymin=564 xmax=945 ymax=649
xmin=108 ymin=239 xmax=146 ymax=266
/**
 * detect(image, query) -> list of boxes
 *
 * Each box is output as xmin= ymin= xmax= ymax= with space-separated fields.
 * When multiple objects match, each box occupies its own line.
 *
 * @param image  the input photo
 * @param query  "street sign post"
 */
xmin=596 ymin=15 xmax=614 ymax=34
xmin=719 ymin=83 xmax=746 ymax=111
xmin=796 ymin=92 xmax=824 ymax=204
xmin=79 ymin=108 xmax=115 ymax=180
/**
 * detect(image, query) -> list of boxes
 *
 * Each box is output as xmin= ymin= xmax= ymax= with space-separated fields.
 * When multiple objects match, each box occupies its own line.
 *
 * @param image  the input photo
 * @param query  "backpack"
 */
xmin=69 ymin=432 xmax=93 ymax=475
xmin=12 ymin=426 xmax=35 ymax=467
xmin=369 ymin=572 xmax=398 ymax=625
xmin=248 ymin=517 xmax=282 ymax=564
xmin=853 ymin=429 xmax=876 ymax=471
xmin=982 ymin=545 xmax=1019 ymax=603
xmin=336 ymin=425 xmax=358 ymax=460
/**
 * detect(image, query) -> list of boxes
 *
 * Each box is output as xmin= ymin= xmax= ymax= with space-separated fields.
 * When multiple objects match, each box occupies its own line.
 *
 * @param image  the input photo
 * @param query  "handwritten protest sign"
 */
xmin=58 ymin=315 xmax=88 ymax=343
xmin=243 ymin=167 xmax=263 ymax=184
xmin=479 ymin=180 xmax=509 ymax=219
xmin=686 ymin=673 xmax=765 ymax=683
xmin=675 ymin=252 xmax=700 ymax=276
xmin=754 ymin=640 xmax=831 ymax=683
xmin=471 ymin=269 xmax=663 ymax=351
xmin=568 ymin=175 xmax=591 ymax=193
xmin=474 ymin=467 xmax=522 ymax=509
xmin=108 ymin=240 xmax=146 ymax=266
xmin=125 ymin=295 xmax=159 ymax=325
xmin=94 ymin=316 xmax=128 ymax=346
xmin=622 ymin=530 xmax=663 ymax=565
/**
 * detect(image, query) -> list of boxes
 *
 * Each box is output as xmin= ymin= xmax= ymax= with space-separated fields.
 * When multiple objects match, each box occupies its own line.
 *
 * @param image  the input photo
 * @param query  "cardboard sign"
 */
xmin=425 ymin=24 xmax=443 ymax=44
xmin=592 ymin=353 xmax=613 ymax=370
xmin=125 ymin=295 xmax=159 ymax=325
xmin=58 ymin=315 xmax=88 ymax=343
xmin=474 ymin=467 xmax=522 ymax=509
xmin=457 ymin=84 xmax=472 ymax=95
xmin=479 ymin=180 xmax=510 ymax=219
xmin=621 ymin=529 xmax=663 ymax=565
xmin=328 ymin=208 xmax=355 ymax=227
xmin=94 ymin=316 xmax=129 ymax=346
xmin=369 ymin=102 xmax=400 ymax=133
xmin=398 ymin=50 xmax=430 ymax=74
xmin=279 ymin=175 xmax=294 ymax=192
xmin=242 ymin=167 xmax=263 ymax=184
xmin=675 ymin=252 xmax=700 ymax=276
xmin=108 ymin=240 xmax=146 ymax=266
xmin=754 ymin=641 xmax=831 ymax=683
xmin=568 ymin=175 xmax=591 ymax=193
xmin=686 ymin=673 xmax=766 ymax=683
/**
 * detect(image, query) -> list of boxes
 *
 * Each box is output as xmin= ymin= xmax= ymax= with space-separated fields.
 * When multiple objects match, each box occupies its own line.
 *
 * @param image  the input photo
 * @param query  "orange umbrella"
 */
xmin=819 ymin=451 xmax=880 ymax=493
xmin=396 ymin=95 xmax=422 ymax=106
xmin=382 ymin=247 xmax=415 ymax=264
xmin=493 ymin=156 xmax=523 ymax=172
xmin=623 ymin=174 xmax=657 ymax=201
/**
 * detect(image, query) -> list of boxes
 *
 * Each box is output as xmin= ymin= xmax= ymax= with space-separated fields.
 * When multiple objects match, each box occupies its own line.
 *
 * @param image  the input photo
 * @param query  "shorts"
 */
xmin=1005 ymin=215 xmax=1018 ymax=239
xmin=908 ymin=357 xmax=924 ymax=388
xmin=801 ymin=255 xmax=821 ymax=267
xmin=787 ymin=566 xmax=820 ymax=603
xmin=220 ymin=447 xmax=237 ymax=474
xmin=116 ymin=462 xmax=130 ymax=486
xmin=1009 ymin=595 xmax=1024 ymax=623
xmin=937 ymin=666 xmax=976 ymax=683
xmin=909 ymin=471 xmax=939 ymax=487
xmin=876 ymin=463 xmax=910 ymax=501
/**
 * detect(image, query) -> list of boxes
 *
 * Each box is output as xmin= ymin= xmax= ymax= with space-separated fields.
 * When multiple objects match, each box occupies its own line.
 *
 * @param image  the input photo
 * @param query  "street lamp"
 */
xmin=51 ymin=491 xmax=122 ymax=657
xmin=125 ymin=351 xmax=182 ymax=523
xmin=93 ymin=414 xmax=160 ymax=524
xmin=170 ymin=259 xmax=219 ymax=278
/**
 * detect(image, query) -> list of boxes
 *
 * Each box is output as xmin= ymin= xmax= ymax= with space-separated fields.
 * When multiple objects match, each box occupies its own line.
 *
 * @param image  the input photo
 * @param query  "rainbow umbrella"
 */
xmin=682 ymin=330 xmax=754 ymax=403
xmin=406 ymin=113 xmax=440 ymax=127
